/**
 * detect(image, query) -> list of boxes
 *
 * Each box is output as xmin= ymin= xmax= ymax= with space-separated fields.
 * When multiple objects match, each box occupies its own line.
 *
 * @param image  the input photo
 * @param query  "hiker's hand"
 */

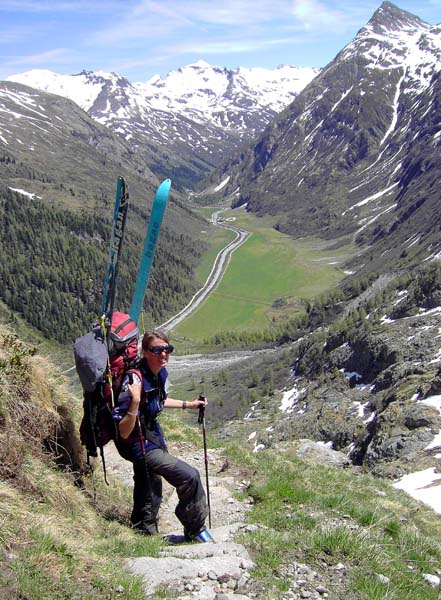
xmin=189 ymin=396 xmax=207 ymax=409
xmin=128 ymin=381 xmax=142 ymax=404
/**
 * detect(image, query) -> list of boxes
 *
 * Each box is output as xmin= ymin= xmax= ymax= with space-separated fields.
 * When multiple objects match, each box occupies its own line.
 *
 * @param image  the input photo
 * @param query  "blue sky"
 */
xmin=0 ymin=1 xmax=440 ymax=82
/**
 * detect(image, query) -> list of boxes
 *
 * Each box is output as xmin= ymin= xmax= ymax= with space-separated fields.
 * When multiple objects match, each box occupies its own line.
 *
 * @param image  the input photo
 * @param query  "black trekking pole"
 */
xmin=198 ymin=394 xmax=212 ymax=528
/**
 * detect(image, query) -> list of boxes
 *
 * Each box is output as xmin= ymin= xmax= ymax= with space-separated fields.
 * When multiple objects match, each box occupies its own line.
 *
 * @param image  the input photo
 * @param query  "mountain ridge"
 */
xmin=204 ymin=1 xmax=440 ymax=276
xmin=0 ymin=79 xmax=206 ymax=339
xmin=7 ymin=61 xmax=319 ymax=132
xmin=7 ymin=62 xmax=319 ymax=189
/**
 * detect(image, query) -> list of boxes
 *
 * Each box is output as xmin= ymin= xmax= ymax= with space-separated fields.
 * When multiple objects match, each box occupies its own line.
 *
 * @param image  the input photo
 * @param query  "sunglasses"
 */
xmin=147 ymin=344 xmax=174 ymax=356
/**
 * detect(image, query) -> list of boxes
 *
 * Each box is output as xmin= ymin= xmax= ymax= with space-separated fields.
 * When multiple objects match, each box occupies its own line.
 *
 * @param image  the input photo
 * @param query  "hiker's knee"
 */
xmin=178 ymin=461 xmax=200 ymax=486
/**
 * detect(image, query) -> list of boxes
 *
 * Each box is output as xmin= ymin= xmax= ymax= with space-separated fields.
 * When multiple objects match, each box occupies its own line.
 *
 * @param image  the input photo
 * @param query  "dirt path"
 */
xmin=104 ymin=442 xmax=354 ymax=599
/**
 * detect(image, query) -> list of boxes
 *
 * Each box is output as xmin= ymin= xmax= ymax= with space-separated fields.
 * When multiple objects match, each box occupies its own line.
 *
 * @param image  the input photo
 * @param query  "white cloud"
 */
xmin=91 ymin=0 xmax=363 ymax=61
xmin=0 ymin=26 xmax=31 ymax=43
xmin=92 ymin=0 xmax=290 ymax=45
xmin=167 ymin=34 xmax=310 ymax=57
xmin=138 ymin=0 xmax=293 ymax=27
xmin=291 ymin=0 xmax=368 ymax=31
xmin=11 ymin=48 xmax=72 ymax=68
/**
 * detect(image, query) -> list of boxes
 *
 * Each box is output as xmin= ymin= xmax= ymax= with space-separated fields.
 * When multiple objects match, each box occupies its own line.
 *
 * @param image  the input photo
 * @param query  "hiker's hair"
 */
xmin=141 ymin=330 xmax=169 ymax=351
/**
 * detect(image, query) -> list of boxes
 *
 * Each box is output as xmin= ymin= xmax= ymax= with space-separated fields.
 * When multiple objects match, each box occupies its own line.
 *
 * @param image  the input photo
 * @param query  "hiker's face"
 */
xmin=143 ymin=336 xmax=170 ymax=373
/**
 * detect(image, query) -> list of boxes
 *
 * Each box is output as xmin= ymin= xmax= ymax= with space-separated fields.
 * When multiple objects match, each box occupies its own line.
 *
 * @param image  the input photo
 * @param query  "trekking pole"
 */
xmin=198 ymin=394 xmax=211 ymax=528
xmin=99 ymin=314 xmax=112 ymax=486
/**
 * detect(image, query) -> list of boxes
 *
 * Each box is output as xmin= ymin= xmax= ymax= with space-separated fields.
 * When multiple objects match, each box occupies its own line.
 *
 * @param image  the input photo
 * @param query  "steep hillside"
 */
xmin=209 ymin=2 xmax=440 ymax=274
xmin=1 ymin=325 xmax=441 ymax=600
xmin=0 ymin=81 xmax=206 ymax=340
xmin=7 ymin=63 xmax=319 ymax=189
xmin=204 ymin=260 xmax=441 ymax=488
xmin=0 ymin=324 xmax=158 ymax=599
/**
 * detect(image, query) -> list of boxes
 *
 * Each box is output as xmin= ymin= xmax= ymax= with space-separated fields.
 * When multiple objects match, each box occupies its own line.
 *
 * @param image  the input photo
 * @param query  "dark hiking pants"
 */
xmin=117 ymin=446 xmax=208 ymax=536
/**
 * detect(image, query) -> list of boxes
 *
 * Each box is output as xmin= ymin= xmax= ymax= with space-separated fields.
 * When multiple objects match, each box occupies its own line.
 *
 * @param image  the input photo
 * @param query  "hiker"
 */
xmin=112 ymin=329 xmax=213 ymax=542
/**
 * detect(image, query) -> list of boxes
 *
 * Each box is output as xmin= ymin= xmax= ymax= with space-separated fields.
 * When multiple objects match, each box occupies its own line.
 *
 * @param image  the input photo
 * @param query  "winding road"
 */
xmin=160 ymin=209 xmax=251 ymax=332
xmin=64 ymin=210 xmax=250 ymax=378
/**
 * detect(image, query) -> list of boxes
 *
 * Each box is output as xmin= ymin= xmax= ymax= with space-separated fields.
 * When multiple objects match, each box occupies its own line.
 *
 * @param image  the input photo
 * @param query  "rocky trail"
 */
xmin=105 ymin=442 xmax=342 ymax=600
xmin=105 ymin=442 xmax=259 ymax=599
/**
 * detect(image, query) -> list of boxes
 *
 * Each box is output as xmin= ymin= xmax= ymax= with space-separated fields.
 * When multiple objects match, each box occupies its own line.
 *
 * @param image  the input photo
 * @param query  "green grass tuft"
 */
xmin=224 ymin=444 xmax=441 ymax=600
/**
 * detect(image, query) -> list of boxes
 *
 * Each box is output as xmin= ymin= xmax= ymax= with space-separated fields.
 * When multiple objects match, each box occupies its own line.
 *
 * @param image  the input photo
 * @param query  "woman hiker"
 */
xmin=112 ymin=329 xmax=213 ymax=543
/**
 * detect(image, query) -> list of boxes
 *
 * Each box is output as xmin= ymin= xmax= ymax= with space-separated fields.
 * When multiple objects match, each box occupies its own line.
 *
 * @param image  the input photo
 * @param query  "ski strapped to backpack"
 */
xmin=101 ymin=176 xmax=129 ymax=321
xmin=75 ymin=311 xmax=140 ymax=483
xmin=130 ymin=178 xmax=171 ymax=324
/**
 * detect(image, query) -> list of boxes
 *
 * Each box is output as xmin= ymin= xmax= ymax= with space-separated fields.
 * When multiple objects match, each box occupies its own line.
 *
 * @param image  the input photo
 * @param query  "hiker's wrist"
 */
xmin=128 ymin=401 xmax=140 ymax=414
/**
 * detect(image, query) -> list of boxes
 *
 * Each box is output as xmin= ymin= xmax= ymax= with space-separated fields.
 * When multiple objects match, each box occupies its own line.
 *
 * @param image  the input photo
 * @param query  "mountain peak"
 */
xmin=6 ymin=62 xmax=319 ymax=188
xmin=188 ymin=59 xmax=212 ymax=69
xmin=368 ymin=1 xmax=428 ymax=33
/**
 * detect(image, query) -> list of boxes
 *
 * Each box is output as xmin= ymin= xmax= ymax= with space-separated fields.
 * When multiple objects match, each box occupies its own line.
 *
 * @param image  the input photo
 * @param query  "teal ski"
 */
xmin=101 ymin=176 xmax=129 ymax=320
xmin=130 ymin=179 xmax=171 ymax=324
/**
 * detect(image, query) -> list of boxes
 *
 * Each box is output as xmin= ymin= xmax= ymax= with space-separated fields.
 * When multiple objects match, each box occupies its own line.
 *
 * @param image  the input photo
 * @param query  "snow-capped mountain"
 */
xmin=7 ymin=62 xmax=319 ymax=189
xmin=212 ymin=1 xmax=441 ymax=273
xmin=136 ymin=60 xmax=318 ymax=129
xmin=0 ymin=79 xmax=158 ymax=205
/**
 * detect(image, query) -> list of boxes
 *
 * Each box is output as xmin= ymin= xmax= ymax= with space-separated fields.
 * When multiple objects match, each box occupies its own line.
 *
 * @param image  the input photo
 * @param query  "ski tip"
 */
xmin=154 ymin=179 xmax=171 ymax=200
xmin=159 ymin=178 xmax=171 ymax=191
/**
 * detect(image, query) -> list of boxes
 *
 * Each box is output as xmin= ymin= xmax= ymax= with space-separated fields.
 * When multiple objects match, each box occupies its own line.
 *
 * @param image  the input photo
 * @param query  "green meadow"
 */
xmin=172 ymin=209 xmax=353 ymax=341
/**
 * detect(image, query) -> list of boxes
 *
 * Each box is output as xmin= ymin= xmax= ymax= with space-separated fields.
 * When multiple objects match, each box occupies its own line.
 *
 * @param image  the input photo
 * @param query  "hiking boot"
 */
xmin=132 ymin=521 xmax=158 ymax=536
xmin=192 ymin=529 xmax=215 ymax=543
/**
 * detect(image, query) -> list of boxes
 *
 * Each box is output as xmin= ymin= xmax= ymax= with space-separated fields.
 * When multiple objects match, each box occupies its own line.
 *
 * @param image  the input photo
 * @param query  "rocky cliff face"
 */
xmin=224 ymin=262 xmax=441 ymax=480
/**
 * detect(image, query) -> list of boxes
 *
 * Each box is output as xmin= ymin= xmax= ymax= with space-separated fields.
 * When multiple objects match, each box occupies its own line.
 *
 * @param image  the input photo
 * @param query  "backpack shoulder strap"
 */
xmin=126 ymin=367 xmax=143 ymax=384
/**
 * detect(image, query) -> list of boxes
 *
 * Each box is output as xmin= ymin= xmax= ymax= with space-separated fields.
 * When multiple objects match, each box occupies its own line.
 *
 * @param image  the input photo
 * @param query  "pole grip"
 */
xmin=198 ymin=393 xmax=205 ymax=424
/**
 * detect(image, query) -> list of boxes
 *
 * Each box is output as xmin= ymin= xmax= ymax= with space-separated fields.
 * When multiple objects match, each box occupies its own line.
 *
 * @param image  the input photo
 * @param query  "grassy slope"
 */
xmin=227 ymin=444 xmax=441 ymax=600
xmin=173 ymin=209 xmax=351 ymax=341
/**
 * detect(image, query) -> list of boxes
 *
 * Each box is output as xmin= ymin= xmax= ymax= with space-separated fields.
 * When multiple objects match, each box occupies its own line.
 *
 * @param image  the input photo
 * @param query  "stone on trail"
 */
xmin=127 ymin=526 xmax=255 ymax=597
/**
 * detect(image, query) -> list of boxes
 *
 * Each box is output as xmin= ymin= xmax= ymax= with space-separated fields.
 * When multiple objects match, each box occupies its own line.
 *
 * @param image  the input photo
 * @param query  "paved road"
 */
xmin=160 ymin=210 xmax=251 ymax=332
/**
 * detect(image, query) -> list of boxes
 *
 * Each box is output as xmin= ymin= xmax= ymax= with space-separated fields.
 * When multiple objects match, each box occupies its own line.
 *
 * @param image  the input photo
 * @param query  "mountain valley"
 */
xmin=206 ymin=2 xmax=441 ymax=278
xmin=1 ymin=3 xmax=441 ymax=599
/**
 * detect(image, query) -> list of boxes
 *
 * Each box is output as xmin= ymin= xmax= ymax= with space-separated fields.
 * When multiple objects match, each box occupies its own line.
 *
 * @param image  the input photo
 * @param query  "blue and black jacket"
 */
xmin=113 ymin=361 xmax=169 ymax=459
